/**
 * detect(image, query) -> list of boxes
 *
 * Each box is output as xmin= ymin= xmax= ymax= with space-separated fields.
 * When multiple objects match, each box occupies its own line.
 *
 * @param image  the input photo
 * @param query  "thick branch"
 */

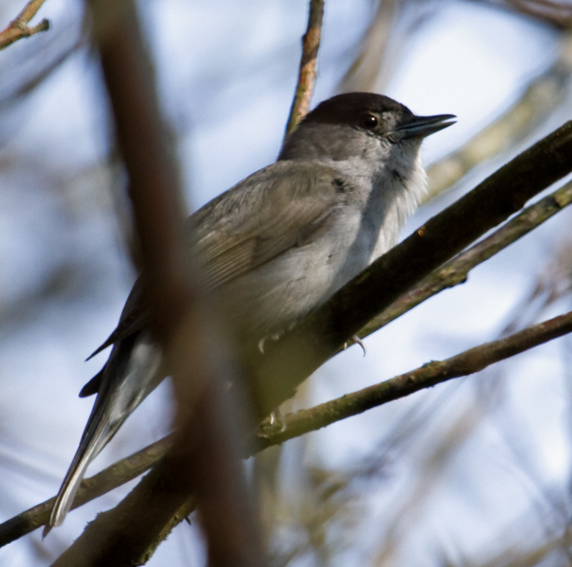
xmin=360 ymin=180 xmax=572 ymax=337
xmin=4 ymin=309 xmax=571 ymax=545
xmin=284 ymin=0 xmax=324 ymax=138
xmin=51 ymin=0 xmax=264 ymax=565
xmin=251 ymin=120 xmax=572 ymax=418
xmin=0 ymin=0 xmax=49 ymax=50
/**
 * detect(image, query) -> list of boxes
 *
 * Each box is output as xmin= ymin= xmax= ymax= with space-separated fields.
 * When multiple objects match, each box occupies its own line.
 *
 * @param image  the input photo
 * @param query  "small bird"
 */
xmin=47 ymin=92 xmax=455 ymax=528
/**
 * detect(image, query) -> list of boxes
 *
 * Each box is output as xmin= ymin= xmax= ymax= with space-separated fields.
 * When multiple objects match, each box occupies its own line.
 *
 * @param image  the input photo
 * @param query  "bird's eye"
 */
xmin=360 ymin=113 xmax=379 ymax=129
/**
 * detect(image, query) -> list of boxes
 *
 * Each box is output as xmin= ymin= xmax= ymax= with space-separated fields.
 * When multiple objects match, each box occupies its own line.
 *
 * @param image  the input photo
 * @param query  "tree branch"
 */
xmin=0 ymin=0 xmax=49 ymax=50
xmin=251 ymin=119 xmax=572 ymax=418
xmin=284 ymin=0 xmax=324 ymax=138
xmin=359 ymin=179 xmax=572 ymax=338
xmin=260 ymin=309 xmax=572 ymax=445
xmin=0 ymin=436 xmax=173 ymax=547
xmin=49 ymin=0 xmax=264 ymax=565
xmin=4 ymin=308 xmax=571 ymax=546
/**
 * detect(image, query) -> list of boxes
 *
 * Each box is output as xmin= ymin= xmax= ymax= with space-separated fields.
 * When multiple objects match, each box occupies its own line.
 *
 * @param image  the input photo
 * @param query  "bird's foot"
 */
xmin=258 ymin=332 xmax=283 ymax=354
xmin=257 ymin=410 xmax=286 ymax=437
xmin=343 ymin=335 xmax=366 ymax=356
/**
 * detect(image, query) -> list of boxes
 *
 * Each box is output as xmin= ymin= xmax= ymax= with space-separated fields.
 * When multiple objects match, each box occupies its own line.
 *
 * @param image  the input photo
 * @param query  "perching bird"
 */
xmin=48 ymin=92 xmax=455 ymax=528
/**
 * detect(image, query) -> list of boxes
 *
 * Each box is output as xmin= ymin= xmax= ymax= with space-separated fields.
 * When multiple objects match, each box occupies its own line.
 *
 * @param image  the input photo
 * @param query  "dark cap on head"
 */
xmin=302 ymin=92 xmax=413 ymax=128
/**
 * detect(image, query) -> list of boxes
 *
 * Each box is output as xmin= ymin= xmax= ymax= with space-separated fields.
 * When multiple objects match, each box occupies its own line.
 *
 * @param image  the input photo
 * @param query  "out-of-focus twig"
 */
xmin=360 ymin=180 xmax=572 ymax=338
xmin=338 ymin=0 xmax=398 ymax=93
xmin=484 ymin=0 xmax=572 ymax=29
xmin=0 ymin=0 xmax=49 ymax=50
xmin=284 ymin=0 xmax=324 ymax=138
xmin=426 ymin=32 xmax=572 ymax=201
xmin=50 ymin=0 xmax=264 ymax=566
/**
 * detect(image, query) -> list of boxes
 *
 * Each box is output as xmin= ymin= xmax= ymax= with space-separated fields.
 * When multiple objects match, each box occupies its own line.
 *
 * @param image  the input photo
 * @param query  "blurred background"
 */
xmin=1 ymin=0 xmax=572 ymax=565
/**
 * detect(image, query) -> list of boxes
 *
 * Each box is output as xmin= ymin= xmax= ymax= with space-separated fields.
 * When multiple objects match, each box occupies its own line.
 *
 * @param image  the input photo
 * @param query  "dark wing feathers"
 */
xmin=85 ymin=161 xmax=344 ymax=377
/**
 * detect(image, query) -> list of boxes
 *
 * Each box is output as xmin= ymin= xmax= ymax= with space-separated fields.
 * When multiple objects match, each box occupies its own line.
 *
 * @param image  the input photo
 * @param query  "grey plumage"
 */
xmin=47 ymin=92 xmax=454 ymax=529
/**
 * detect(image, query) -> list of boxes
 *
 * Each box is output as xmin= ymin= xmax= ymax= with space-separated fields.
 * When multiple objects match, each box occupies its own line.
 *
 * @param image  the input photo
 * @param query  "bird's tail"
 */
xmin=45 ymin=334 xmax=162 ymax=533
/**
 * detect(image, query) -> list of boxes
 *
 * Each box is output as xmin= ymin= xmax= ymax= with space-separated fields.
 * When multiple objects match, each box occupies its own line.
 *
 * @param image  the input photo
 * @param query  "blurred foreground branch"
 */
xmin=48 ymin=0 xmax=264 ymax=565
xmin=0 ymin=0 xmax=49 ymax=49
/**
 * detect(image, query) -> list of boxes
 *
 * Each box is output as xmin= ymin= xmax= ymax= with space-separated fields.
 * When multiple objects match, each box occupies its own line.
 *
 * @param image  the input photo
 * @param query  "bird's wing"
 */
xmin=190 ymin=160 xmax=346 ymax=288
xmin=85 ymin=161 xmax=347 ymax=368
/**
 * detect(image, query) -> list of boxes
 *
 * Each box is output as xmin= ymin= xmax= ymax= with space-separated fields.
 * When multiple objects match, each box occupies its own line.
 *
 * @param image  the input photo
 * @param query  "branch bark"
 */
xmin=359 ymin=179 xmax=572 ymax=338
xmin=4 ymin=308 xmax=571 ymax=547
xmin=0 ymin=0 xmax=49 ymax=50
xmin=284 ymin=0 xmax=324 ymax=138
xmin=49 ymin=0 xmax=264 ymax=565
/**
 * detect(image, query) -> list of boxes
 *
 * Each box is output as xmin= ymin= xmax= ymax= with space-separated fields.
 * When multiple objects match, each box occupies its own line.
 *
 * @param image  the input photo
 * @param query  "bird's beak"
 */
xmin=396 ymin=114 xmax=456 ymax=139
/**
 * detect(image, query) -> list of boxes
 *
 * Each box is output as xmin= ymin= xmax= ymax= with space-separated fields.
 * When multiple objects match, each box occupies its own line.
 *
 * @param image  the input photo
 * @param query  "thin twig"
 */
xmin=0 ymin=0 xmax=49 ymax=50
xmin=284 ymin=0 xmax=324 ymax=139
xmin=261 ymin=310 xmax=572 ymax=445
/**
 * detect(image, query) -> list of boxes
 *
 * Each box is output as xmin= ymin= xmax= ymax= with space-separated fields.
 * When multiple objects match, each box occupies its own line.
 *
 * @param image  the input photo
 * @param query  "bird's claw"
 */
xmin=343 ymin=335 xmax=366 ymax=356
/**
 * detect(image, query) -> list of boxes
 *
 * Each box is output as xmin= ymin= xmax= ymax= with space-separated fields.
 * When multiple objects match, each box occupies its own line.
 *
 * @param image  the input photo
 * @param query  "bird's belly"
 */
xmin=217 ymin=218 xmax=380 ymax=348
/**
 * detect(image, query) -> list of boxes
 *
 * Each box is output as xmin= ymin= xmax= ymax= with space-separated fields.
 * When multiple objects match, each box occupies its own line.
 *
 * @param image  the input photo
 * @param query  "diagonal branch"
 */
xmin=251 ymin=119 xmax=572 ymax=418
xmin=359 ymin=179 xmax=572 ymax=338
xmin=0 ymin=0 xmax=49 ymax=50
xmin=261 ymin=309 xmax=572 ymax=445
xmin=3 ymin=308 xmax=571 ymax=547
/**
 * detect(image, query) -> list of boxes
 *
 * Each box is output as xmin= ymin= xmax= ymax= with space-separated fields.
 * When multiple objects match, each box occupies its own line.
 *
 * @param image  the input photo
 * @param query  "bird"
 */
xmin=47 ymin=92 xmax=455 ymax=529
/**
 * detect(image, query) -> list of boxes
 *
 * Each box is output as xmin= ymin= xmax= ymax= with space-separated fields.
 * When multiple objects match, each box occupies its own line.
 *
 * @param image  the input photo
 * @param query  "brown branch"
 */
xmin=6 ymin=306 xmax=572 ymax=547
xmin=360 ymin=180 xmax=572 ymax=337
xmin=7 ymin=307 xmax=572 ymax=548
xmin=260 ymin=309 xmax=572 ymax=446
xmin=250 ymin=119 xmax=572 ymax=419
xmin=284 ymin=0 xmax=324 ymax=138
xmin=0 ymin=437 xmax=173 ymax=547
xmin=49 ymin=1 xmax=264 ymax=566
xmin=0 ymin=0 xmax=49 ymax=50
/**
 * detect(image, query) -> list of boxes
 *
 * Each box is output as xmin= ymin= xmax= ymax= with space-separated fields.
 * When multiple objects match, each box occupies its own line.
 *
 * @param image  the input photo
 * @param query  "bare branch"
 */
xmin=261 ymin=310 xmax=572 ymax=446
xmin=251 ymin=120 xmax=572 ymax=419
xmin=0 ymin=0 xmax=49 ymax=50
xmin=6 ymin=306 xmax=572 ymax=548
xmin=48 ymin=0 xmax=264 ymax=565
xmin=360 ymin=180 xmax=572 ymax=337
xmin=284 ymin=0 xmax=324 ymax=138
xmin=0 ymin=437 xmax=173 ymax=547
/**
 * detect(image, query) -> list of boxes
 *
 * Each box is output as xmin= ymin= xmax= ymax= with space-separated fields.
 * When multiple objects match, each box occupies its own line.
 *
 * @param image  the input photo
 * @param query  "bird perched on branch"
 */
xmin=47 ymin=92 xmax=455 ymax=529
